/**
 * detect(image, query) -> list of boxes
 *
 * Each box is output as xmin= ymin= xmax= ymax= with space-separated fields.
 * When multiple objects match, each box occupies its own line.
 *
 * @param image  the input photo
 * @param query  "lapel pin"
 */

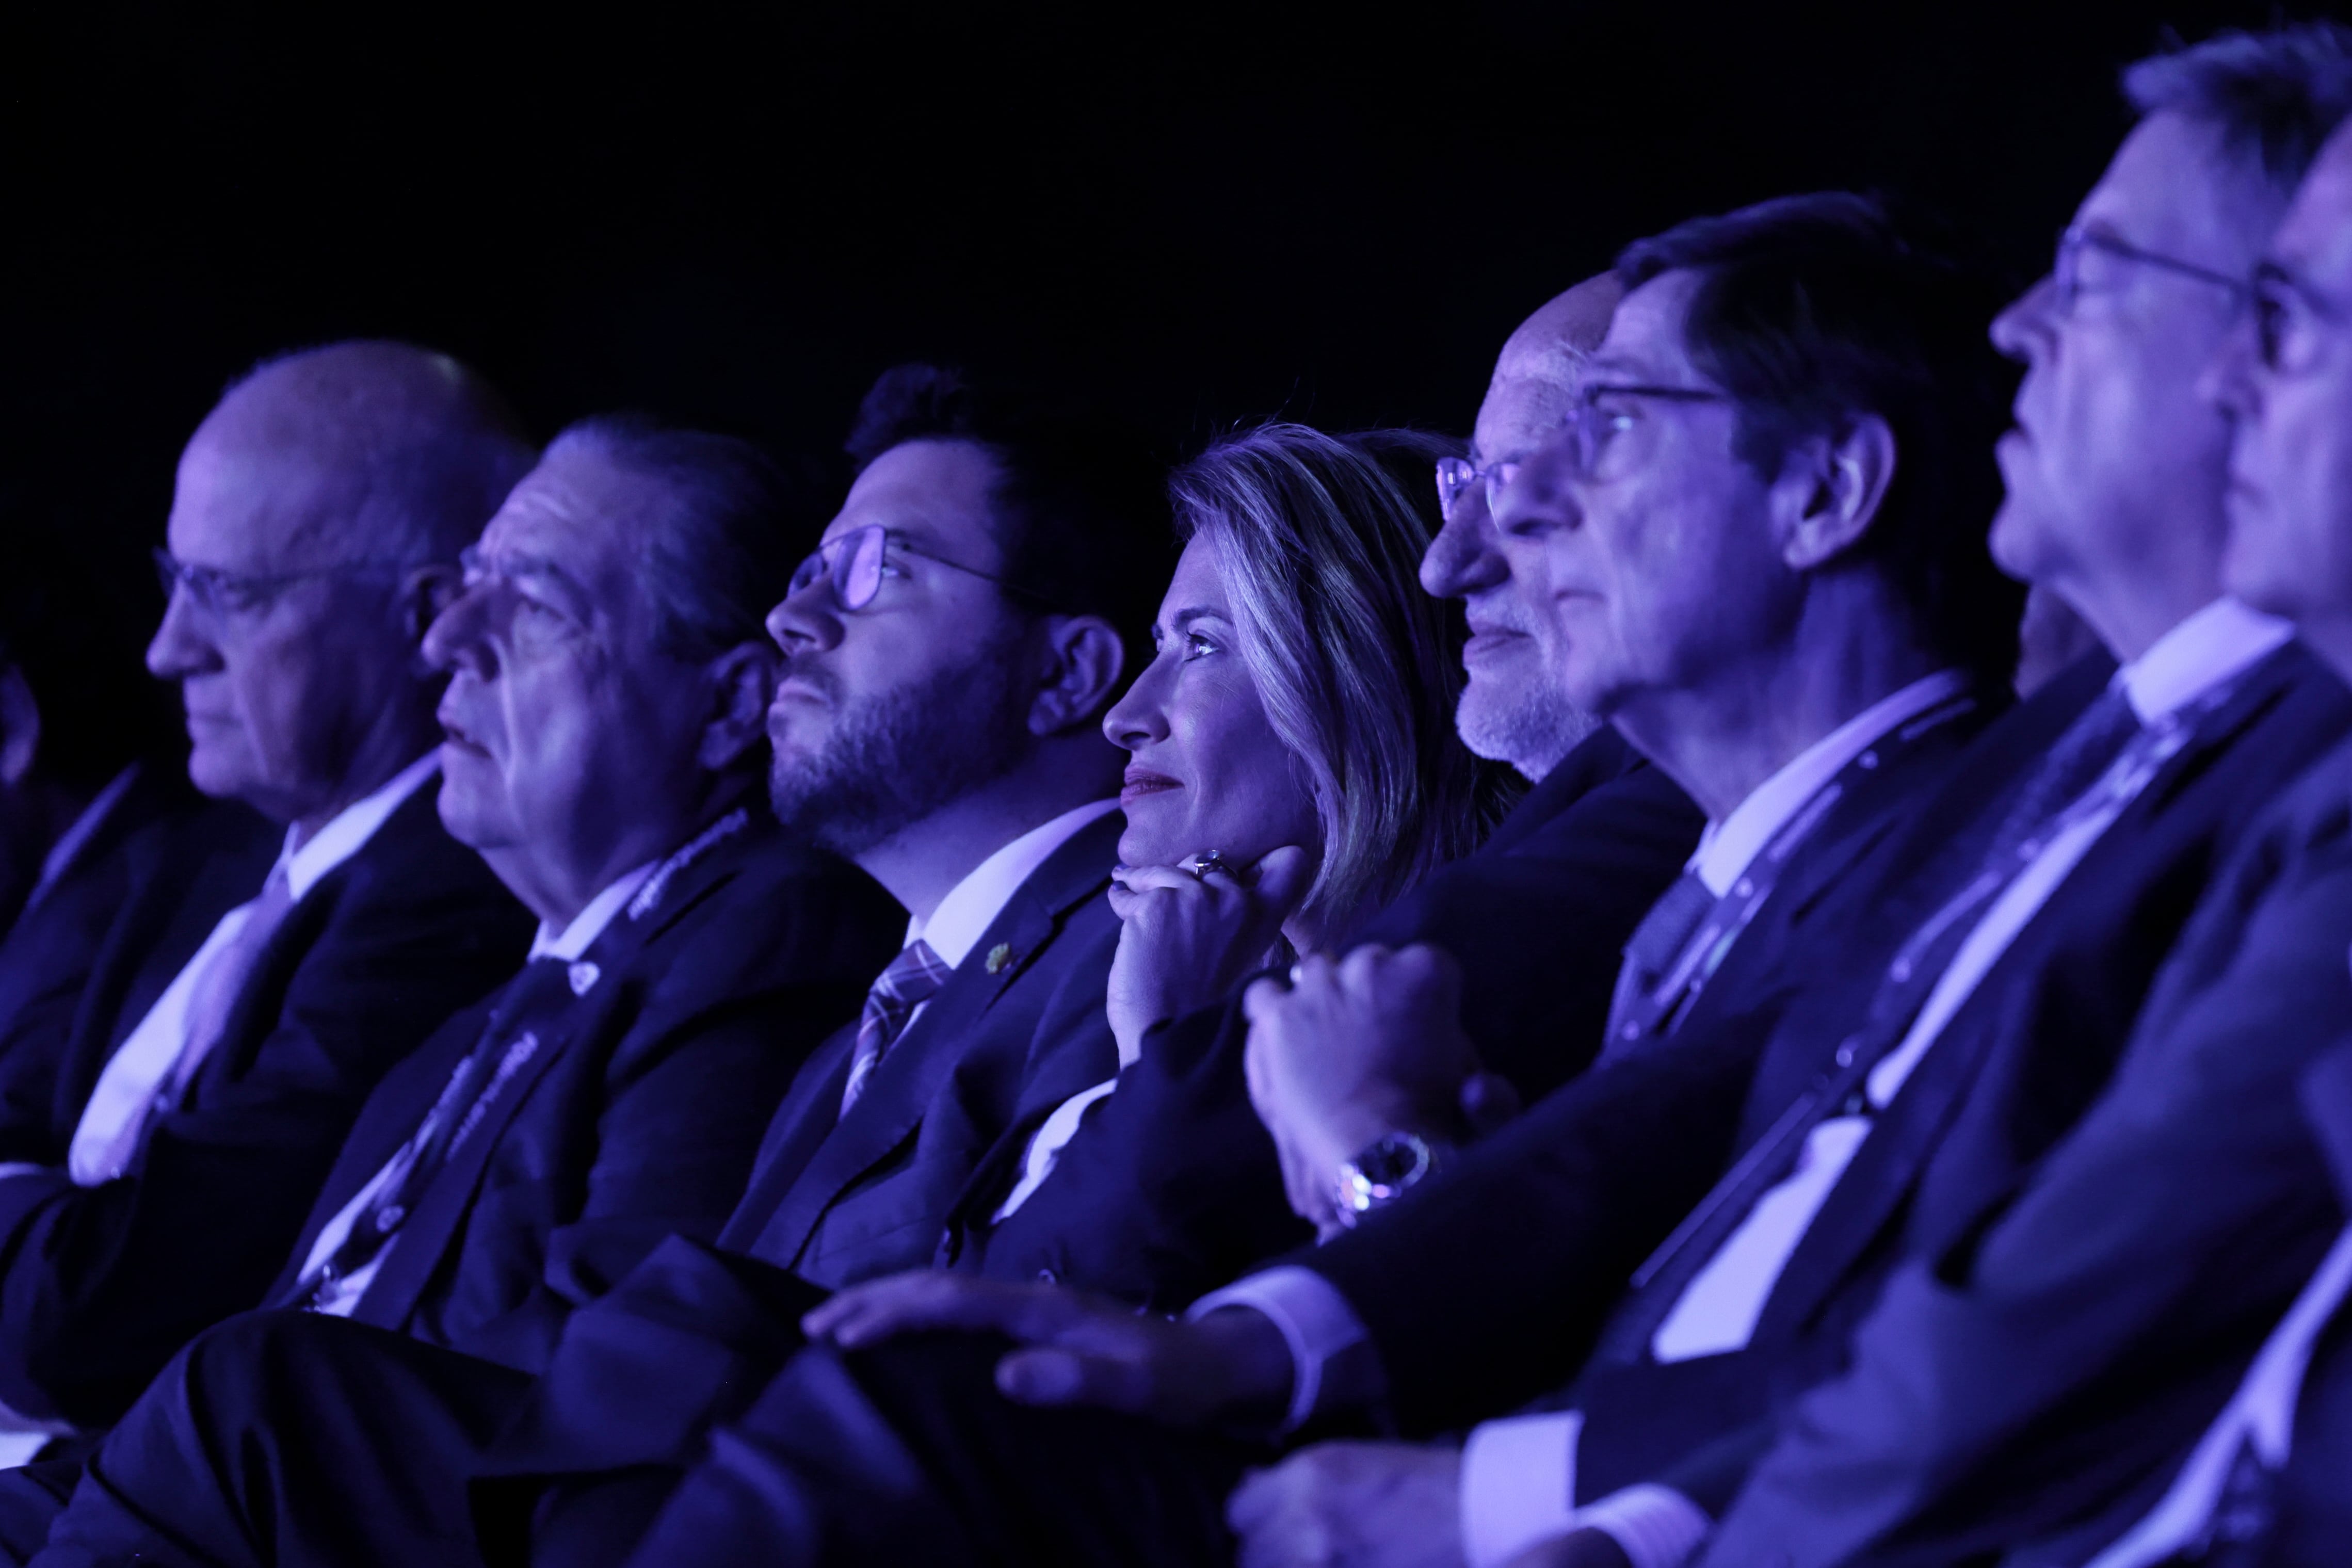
xmin=985 ymin=943 xmax=1012 ymax=975
xmin=568 ymin=961 xmax=601 ymax=996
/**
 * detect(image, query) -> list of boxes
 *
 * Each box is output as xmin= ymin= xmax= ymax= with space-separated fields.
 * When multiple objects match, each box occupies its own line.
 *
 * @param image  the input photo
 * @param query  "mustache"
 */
xmin=777 ymin=659 xmax=845 ymax=704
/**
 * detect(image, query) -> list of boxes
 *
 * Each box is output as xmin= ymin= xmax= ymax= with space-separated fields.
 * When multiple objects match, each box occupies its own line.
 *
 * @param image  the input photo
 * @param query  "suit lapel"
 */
xmin=745 ymin=812 xmax=1121 ymax=1269
xmin=346 ymin=818 xmax=767 ymax=1332
xmin=1754 ymin=645 xmax=2315 ymax=1338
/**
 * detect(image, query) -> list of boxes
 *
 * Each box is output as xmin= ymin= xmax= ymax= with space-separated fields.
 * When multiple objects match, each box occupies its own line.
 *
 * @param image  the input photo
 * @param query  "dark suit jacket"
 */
xmin=0 ymin=769 xmax=275 ymax=1164
xmin=1296 ymin=650 xmax=2350 ymax=1451
xmin=263 ymin=820 xmax=898 ymax=1379
xmin=1697 ymin=734 xmax=2352 ymax=1568
xmin=1557 ymin=646 xmax=2352 ymax=1529
xmin=2267 ymin=1042 xmax=2352 ymax=1568
xmin=973 ymin=692 xmax=2006 ymax=1317
xmin=0 ymin=781 xmax=535 ymax=1428
xmin=463 ymin=809 xmax=1126 ymax=1524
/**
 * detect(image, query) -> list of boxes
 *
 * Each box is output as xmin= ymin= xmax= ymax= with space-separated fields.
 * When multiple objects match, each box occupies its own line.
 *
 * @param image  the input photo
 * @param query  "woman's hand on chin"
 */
xmin=1105 ymin=845 xmax=1315 ymax=1065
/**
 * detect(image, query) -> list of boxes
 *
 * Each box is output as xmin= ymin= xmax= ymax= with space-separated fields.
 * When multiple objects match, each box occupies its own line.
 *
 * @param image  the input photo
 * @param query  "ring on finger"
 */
xmin=1181 ymin=850 xmax=1230 ymax=882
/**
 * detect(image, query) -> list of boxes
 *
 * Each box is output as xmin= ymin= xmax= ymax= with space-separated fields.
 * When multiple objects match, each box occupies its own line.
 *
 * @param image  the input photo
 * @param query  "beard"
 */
xmin=1455 ymin=676 xmax=1599 ymax=783
xmin=768 ymin=637 xmax=1033 ymax=857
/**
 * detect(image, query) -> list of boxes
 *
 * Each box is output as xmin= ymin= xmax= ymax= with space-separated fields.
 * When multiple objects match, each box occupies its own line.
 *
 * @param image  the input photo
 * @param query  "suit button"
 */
xmin=1036 ymin=1267 xmax=1059 ymax=1285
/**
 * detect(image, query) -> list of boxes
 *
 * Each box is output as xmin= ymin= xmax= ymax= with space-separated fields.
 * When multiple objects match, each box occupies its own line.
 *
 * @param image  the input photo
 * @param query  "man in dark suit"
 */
xmin=597 ymin=145 xmax=2352 ymax=1566
xmin=1700 ymin=47 xmax=2352 ymax=1568
xmin=13 ymin=365 xmax=1172 ymax=1567
xmin=0 ymin=342 xmax=538 ymax=1469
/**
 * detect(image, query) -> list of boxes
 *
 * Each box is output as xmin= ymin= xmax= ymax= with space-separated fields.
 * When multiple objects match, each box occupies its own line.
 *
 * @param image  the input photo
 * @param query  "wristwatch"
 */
xmin=1333 ymin=1129 xmax=1445 ymax=1228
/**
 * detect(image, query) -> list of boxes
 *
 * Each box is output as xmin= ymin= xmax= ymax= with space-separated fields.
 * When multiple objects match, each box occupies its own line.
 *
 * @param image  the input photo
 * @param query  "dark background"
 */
xmin=0 ymin=0 xmax=2323 ymax=758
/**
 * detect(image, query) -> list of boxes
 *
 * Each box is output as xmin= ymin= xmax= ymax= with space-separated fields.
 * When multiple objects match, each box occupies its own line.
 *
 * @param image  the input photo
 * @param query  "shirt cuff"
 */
xmin=1576 ymin=1484 xmax=1713 ymax=1568
xmin=1186 ymin=1265 xmax=1372 ymax=1434
xmin=1461 ymin=1411 xmax=1582 ymax=1568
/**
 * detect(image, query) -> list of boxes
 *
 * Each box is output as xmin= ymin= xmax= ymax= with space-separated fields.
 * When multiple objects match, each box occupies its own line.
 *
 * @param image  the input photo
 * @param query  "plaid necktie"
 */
xmin=839 ymin=940 xmax=954 ymax=1119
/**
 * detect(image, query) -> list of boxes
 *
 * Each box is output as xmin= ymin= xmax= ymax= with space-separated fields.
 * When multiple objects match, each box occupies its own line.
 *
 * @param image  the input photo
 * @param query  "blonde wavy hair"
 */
xmin=1169 ymin=423 xmax=1480 ymax=943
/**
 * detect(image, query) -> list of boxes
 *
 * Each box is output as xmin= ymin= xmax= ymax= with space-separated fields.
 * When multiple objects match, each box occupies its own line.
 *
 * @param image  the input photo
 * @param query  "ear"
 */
xmin=1026 ymin=615 xmax=1129 ymax=738
xmin=398 ymin=563 xmax=466 ymax=646
xmin=0 ymin=667 xmax=40 ymax=789
xmin=696 ymin=641 xmax=784 ymax=772
xmin=1768 ymin=414 xmax=1898 ymax=573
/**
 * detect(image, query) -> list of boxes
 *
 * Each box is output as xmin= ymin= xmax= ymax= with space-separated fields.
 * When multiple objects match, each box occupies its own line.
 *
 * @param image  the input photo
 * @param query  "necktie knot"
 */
xmin=840 ymin=940 xmax=954 ymax=1118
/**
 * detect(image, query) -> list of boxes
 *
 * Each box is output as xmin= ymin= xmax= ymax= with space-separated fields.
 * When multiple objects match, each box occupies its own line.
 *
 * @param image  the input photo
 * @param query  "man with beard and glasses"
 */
xmin=0 ymin=365 xmax=1170 ymax=1568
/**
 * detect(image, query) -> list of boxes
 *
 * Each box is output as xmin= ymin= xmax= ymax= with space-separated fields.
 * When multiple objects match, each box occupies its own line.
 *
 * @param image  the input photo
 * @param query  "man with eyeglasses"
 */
xmin=0 ymin=342 xmax=538 ymax=1481
xmin=1689 ymin=44 xmax=2352 ymax=1568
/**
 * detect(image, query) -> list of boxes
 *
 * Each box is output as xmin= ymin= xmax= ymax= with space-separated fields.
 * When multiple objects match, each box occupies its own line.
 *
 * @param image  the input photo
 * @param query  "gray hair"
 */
xmin=543 ymin=415 xmax=809 ymax=665
xmin=1170 ymin=423 xmax=1480 ymax=938
xmin=219 ymin=340 xmax=537 ymax=566
xmin=2125 ymin=22 xmax=2352 ymax=194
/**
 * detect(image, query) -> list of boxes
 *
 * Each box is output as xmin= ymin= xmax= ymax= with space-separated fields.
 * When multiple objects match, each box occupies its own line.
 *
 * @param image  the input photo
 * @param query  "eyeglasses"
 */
xmin=2052 ymin=226 xmax=2252 ymax=317
xmin=2252 ymin=262 xmax=2349 ymax=376
xmin=1436 ymin=383 xmax=1729 ymax=520
xmin=786 ymin=524 xmax=1046 ymax=613
xmin=153 ymin=548 xmax=408 ymax=622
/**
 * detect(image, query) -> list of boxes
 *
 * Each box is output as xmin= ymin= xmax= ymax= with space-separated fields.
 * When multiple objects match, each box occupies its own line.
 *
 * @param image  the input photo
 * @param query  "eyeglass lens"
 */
xmin=791 ymin=526 xmax=892 ymax=612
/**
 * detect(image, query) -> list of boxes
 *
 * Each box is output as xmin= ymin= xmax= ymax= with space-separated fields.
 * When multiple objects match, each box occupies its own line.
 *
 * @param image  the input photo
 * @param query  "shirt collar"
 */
xmin=527 ymin=860 xmax=661 ymax=962
xmin=275 ymin=752 xmax=441 ymax=902
xmin=909 ymin=798 xmax=1120 ymax=969
xmin=2116 ymin=596 xmax=2293 ymax=725
xmin=1690 ymin=669 xmax=1970 ymax=898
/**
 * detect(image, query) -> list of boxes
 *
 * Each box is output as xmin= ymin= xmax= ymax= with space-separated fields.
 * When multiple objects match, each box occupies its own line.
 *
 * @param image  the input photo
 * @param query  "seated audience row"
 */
xmin=0 ymin=19 xmax=2349 ymax=1568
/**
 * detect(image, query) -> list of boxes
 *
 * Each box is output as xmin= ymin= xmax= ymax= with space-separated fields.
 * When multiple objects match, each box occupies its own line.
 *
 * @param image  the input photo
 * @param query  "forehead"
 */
xmin=169 ymin=421 xmax=343 ymax=564
xmin=828 ymin=438 xmax=1006 ymax=561
xmin=2079 ymin=111 xmax=2279 ymax=269
xmin=479 ymin=445 xmax=654 ymax=590
xmin=1157 ymin=531 xmax=1232 ymax=624
xmin=2273 ymin=129 xmax=2352 ymax=289
xmin=1586 ymin=269 xmax=1704 ymax=382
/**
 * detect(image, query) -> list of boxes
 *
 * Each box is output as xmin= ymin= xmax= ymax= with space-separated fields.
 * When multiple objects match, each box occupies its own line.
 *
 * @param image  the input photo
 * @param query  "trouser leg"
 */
xmin=34 ymin=1312 xmax=530 ymax=1568
xmin=617 ymin=1330 xmax=1262 ymax=1568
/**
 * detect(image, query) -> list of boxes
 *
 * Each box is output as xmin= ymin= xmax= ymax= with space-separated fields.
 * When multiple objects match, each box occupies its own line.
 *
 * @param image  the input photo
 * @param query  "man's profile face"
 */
xmin=147 ymin=418 xmax=415 ymax=826
xmin=1987 ymin=112 xmax=2277 ymax=610
xmin=1503 ymin=270 xmax=1791 ymax=720
xmin=765 ymin=438 xmax=1038 ymax=855
xmin=1425 ymin=289 xmax=1613 ymax=780
xmin=2212 ymin=128 xmax=2352 ymax=668
xmin=425 ymin=445 xmax=722 ymax=893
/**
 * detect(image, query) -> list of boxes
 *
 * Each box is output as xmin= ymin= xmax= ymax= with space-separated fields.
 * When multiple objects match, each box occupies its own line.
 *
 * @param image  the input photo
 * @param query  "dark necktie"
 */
xmin=1588 ymin=686 xmax=2153 ymax=1367
xmin=304 ymin=956 xmax=577 ymax=1305
xmin=1603 ymin=874 xmax=1717 ymax=1046
xmin=839 ymin=940 xmax=954 ymax=1118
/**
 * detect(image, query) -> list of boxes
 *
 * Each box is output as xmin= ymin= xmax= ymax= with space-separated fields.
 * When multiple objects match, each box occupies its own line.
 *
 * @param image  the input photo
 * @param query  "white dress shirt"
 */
xmin=1195 ymin=602 xmax=2294 ymax=1568
xmin=60 ymin=752 xmax=444 ymax=1189
xmin=296 ymin=858 xmax=659 ymax=1319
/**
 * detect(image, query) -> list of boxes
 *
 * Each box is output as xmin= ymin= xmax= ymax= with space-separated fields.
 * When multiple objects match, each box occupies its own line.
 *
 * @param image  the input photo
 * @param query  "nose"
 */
xmin=2199 ymin=311 xmax=2262 ymax=421
xmin=766 ymin=578 xmax=841 ymax=657
xmin=421 ymin=583 xmax=497 ymax=679
xmin=1421 ymin=493 xmax=1511 ymax=601
xmin=144 ymin=584 xmax=219 ymax=681
xmin=1990 ymin=273 xmax=2058 ymax=364
xmin=1102 ymin=651 xmax=1172 ymax=752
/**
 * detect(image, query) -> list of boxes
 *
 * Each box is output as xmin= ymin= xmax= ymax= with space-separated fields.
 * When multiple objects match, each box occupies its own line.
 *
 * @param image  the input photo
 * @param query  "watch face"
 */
xmin=1357 ymin=1132 xmax=1427 ymax=1187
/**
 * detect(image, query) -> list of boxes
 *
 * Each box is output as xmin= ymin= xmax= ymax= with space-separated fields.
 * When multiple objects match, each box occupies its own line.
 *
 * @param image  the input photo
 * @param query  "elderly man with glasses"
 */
xmin=0 ymin=342 xmax=540 ymax=1481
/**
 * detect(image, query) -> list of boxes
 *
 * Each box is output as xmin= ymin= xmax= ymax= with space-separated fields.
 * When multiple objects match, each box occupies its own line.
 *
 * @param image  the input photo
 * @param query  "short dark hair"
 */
xmin=546 ymin=415 xmax=818 ymax=665
xmin=2125 ymin=22 xmax=2352 ymax=195
xmin=1616 ymin=191 xmax=2021 ymax=682
xmin=845 ymin=364 xmax=1172 ymax=680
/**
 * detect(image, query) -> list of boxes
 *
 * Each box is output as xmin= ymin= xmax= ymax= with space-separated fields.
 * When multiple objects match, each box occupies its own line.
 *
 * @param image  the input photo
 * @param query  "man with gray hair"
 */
xmin=0 ymin=342 xmax=537 ymax=1464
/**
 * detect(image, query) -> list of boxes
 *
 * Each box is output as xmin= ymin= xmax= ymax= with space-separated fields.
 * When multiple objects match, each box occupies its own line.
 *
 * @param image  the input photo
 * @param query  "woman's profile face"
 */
xmin=1104 ymin=534 xmax=1323 ymax=872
